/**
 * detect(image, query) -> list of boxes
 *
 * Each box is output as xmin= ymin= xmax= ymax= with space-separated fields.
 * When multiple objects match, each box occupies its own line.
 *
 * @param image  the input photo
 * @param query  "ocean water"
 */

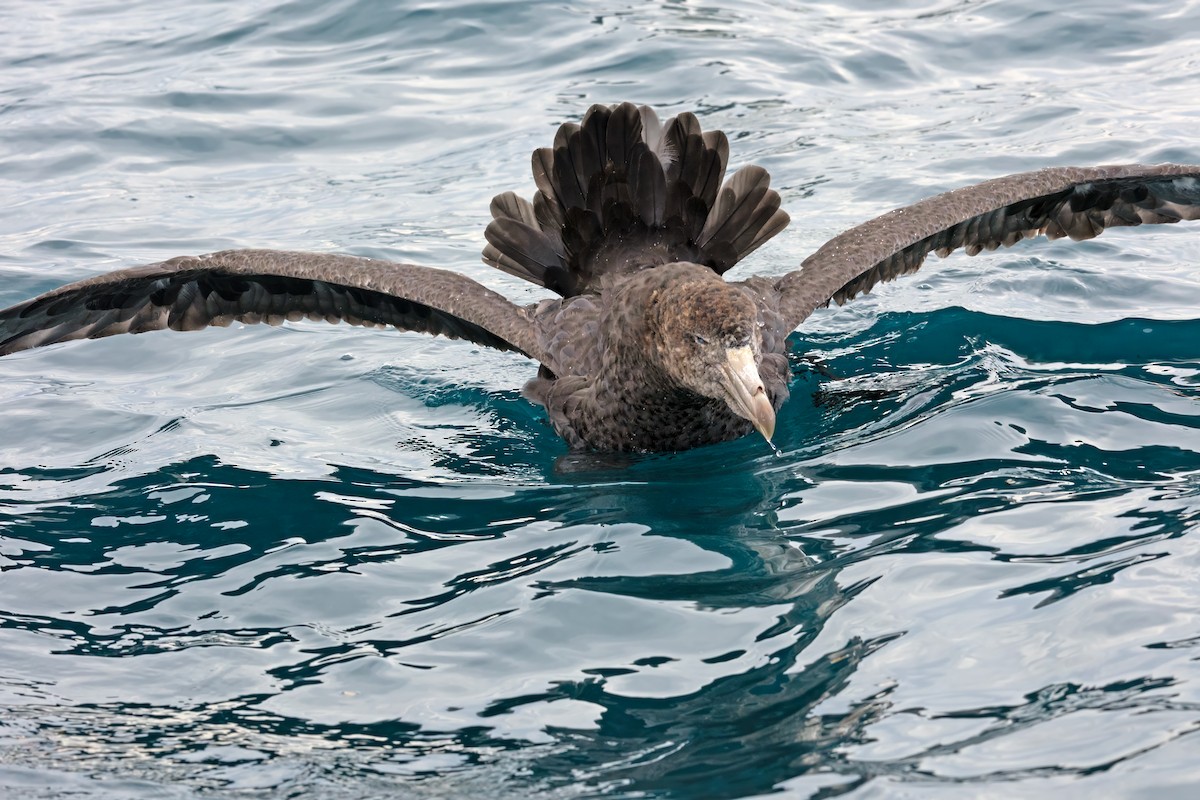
xmin=2 ymin=1 xmax=1200 ymax=797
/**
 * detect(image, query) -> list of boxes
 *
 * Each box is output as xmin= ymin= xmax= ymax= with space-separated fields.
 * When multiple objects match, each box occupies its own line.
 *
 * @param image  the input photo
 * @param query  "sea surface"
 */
xmin=2 ymin=2 xmax=1200 ymax=798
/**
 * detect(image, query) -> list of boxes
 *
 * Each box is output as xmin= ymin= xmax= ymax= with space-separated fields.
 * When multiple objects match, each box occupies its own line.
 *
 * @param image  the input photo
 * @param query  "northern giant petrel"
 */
xmin=2 ymin=103 xmax=1198 ymax=451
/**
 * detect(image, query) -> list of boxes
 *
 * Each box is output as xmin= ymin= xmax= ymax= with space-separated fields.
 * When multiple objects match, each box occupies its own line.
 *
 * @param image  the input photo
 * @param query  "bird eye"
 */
xmin=691 ymin=333 xmax=709 ymax=346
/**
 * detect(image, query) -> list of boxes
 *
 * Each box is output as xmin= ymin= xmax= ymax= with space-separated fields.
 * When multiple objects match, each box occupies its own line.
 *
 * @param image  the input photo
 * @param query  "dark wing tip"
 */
xmin=1 ymin=250 xmax=543 ymax=360
xmin=779 ymin=165 xmax=1200 ymax=325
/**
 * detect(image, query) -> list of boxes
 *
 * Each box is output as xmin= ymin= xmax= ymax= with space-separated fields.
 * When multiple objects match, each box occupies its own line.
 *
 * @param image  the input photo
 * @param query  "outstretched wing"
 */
xmin=776 ymin=164 xmax=1200 ymax=327
xmin=0 ymin=249 xmax=547 ymax=360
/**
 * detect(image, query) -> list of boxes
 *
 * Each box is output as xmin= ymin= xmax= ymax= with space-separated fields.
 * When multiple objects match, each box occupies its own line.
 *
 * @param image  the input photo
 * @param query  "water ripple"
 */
xmin=3 ymin=0 xmax=1200 ymax=797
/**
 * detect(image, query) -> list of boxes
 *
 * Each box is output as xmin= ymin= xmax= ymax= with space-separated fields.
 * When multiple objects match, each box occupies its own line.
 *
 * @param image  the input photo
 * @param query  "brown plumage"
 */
xmin=2 ymin=103 xmax=1199 ymax=452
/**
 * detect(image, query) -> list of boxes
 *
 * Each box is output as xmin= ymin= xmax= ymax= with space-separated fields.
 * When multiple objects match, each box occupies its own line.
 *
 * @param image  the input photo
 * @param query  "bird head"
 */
xmin=647 ymin=277 xmax=776 ymax=443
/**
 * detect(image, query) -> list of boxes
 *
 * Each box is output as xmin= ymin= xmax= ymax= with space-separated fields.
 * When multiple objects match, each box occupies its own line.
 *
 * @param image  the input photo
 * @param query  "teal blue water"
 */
xmin=2 ymin=2 xmax=1200 ymax=798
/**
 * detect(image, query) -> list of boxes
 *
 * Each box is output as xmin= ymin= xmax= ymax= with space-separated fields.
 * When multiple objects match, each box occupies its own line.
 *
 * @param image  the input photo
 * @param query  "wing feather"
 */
xmin=777 ymin=164 xmax=1200 ymax=327
xmin=0 ymin=249 xmax=546 ymax=361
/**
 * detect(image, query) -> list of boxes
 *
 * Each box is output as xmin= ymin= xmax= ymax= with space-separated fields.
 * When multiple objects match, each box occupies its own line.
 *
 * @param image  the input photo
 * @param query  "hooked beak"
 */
xmin=719 ymin=346 xmax=775 ymax=443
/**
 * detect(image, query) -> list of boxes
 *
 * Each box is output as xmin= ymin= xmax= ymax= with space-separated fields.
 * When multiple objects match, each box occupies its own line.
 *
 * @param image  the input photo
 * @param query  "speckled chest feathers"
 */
xmin=524 ymin=264 xmax=791 ymax=452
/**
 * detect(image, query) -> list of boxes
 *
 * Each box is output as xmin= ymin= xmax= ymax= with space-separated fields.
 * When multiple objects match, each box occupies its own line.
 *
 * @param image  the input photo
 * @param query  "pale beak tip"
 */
xmin=750 ymin=394 xmax=776 ymax=443
xmin=721 ymin=346 xmax=778 ymax=447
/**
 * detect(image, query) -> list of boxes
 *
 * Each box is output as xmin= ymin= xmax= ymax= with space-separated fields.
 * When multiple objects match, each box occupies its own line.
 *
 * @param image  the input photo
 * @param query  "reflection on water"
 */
xmin=3 ymin=307 xmax=1199 ymax=797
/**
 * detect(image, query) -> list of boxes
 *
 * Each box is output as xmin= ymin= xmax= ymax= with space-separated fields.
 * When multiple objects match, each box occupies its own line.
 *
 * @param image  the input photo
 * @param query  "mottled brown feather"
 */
xmin=3 ymin=106 xmax=1200 ymax=454
xmin=777 ymin=165 xmax=1200 ymax=328
xmin=0 ymin=250 xmax=544 ymax=361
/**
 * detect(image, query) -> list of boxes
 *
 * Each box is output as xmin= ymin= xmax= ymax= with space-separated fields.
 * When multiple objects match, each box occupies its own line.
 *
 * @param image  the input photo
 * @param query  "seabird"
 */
xmin=2 ymin=102 xmax=1198 ymax=451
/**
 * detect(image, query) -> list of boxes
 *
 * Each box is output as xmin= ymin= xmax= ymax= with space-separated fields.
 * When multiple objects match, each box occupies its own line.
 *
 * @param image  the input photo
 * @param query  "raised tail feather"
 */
xmin=482 ymin=102 xmax=790 ymax=296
